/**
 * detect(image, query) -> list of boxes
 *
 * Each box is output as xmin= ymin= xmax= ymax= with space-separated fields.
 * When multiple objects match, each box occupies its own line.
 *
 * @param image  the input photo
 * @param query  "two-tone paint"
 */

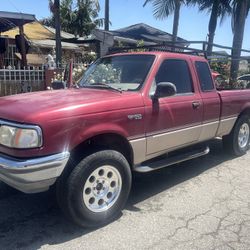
xmin=0 ymin=52 xmax=249 ymax=167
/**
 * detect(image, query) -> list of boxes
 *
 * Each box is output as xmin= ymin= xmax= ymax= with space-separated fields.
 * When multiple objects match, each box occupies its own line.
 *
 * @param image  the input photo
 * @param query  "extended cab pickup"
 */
xmin=0 ymin=52 xmax=250 ymax=227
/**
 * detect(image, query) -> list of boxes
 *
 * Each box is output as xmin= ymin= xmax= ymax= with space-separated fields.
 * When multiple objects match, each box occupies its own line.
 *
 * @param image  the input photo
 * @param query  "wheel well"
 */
xmin=240 ymin=108 xmax=250 ymax=119
xmin=70 ymin=133 xmax=134 ymax=167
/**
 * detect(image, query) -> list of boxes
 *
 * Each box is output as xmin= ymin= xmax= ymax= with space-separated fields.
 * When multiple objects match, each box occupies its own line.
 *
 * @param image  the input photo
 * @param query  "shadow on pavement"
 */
xmin=0 ymin=139 xmax=235 ymax=249
xmin=127 ymin=139 xmax=235 ymax=208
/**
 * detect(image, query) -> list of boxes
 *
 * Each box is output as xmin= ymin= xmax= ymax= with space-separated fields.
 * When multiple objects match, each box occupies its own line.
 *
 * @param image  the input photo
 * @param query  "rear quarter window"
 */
xmin=195 ymin=61 xmax=214 ymax=91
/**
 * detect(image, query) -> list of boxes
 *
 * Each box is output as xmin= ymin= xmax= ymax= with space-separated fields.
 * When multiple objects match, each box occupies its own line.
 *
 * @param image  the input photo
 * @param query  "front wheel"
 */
xmin=57 ymin=150 xmax=132 ymax=228
xmin=223 ymin=115 xmax=250 ymax=156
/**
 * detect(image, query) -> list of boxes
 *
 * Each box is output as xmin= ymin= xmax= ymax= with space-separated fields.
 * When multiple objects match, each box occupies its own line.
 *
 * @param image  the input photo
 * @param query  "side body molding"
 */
xmin=129 ymin=117 xmax=238 ymax=165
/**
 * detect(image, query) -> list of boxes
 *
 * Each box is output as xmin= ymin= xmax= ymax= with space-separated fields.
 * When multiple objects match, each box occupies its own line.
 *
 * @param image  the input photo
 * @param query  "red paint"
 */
xmin=0 ymin=52 xmax=249 ymax=158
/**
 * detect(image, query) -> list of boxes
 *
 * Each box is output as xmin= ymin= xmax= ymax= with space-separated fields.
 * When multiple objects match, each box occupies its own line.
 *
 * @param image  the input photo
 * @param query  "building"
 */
xmin=64 ymin=23 xmax=189 ymax=57
xmin=0 ymin=11 xmax=82 ymax=68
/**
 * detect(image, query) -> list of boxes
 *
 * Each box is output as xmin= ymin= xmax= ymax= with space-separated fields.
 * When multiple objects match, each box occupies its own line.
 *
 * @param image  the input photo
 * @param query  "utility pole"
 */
xmin=54 ymin=0 xmax=62 ymax=66
xmin=104 ymin=0 xmax=109 ymax=31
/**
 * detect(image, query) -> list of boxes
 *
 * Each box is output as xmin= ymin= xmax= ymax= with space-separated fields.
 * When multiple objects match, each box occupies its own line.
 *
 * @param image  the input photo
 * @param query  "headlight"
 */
xmin=0 ymin=123 xmax=42 ymax=149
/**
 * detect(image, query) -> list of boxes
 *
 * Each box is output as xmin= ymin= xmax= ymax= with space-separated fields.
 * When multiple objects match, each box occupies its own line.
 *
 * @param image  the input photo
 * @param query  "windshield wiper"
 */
xmin=82 ymin=83 xmax=123 ymax=93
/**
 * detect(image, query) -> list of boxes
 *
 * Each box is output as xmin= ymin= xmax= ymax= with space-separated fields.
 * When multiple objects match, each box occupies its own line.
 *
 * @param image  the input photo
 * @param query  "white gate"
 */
xmin=0 ymin=67 xmax=45 ymax=96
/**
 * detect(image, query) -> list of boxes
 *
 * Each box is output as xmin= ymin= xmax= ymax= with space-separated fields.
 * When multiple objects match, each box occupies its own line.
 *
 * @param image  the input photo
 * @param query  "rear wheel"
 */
xmin=223 ymin=115 xmax=250 ymax=156
xmin=57 ymin=150 xmax=131 ymax=228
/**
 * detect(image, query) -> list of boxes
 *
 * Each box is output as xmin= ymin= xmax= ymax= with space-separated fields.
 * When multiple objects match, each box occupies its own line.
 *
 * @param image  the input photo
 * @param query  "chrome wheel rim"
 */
xmin=83 ymin=165 xmax=122 ymax=213
xmin=238 ymin=123 xmax=250 ymax=149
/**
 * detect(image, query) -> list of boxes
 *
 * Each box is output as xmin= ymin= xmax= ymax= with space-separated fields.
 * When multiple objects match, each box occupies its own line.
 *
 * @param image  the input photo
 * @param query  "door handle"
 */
xmin=192 ymin=101 xmax=201 ymax=109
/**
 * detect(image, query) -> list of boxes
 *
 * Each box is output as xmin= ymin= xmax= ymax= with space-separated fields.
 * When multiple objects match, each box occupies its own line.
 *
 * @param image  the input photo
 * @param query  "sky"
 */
xmin=1 ymin=0 xmax=250 ymax=53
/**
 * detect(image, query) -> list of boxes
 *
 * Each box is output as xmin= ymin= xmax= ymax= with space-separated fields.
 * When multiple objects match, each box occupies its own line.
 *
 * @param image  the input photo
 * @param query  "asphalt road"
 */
xmin=0 ymin=140 xmax=250 ymax=250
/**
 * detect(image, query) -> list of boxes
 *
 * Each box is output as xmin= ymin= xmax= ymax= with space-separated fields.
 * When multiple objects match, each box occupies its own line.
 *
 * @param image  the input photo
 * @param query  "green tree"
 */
xmin=41 ymin=0 xmax=103 ymax=36
xmin=59 ymin=0 xmax=75 ymax=32
xmin=230 ymin=0 xmax=250 ymax=82
xmin=143 ymin=0 xmax=184 ymax=47
xmin=187 ymin=0 xmax=231 ymax=57
xmin=73 ymin=0 xmax=102 ymax=36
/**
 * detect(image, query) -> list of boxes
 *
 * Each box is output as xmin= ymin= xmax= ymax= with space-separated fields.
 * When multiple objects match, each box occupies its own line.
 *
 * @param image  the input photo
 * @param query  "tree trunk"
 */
xmin=230 ymin=0 xmax=248 ymax=83
xmin=105 ymin=0 xmax=109 ymax=31
xmin=207 ymin=0 xmax=219 ymax=57
xmin=54 ymin=0 xmax=62 ymax=66
xmin=172 ymin=0 xmax=181 ymax=51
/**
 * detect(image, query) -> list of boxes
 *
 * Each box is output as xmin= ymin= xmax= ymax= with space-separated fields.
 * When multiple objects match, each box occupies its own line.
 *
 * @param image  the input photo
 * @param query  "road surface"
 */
xmin=0 ymin=140 xmax=250 ymax=250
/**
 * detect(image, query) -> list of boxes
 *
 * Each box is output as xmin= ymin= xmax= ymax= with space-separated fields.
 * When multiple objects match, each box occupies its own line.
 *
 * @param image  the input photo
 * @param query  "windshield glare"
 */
xmin=79 ymin=55 xmax=155 ymax=91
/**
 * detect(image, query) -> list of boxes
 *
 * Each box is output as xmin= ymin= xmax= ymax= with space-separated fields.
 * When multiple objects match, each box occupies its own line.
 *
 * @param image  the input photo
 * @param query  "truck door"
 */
xmin=195 ymin=61 xmax=221 ymax=141
xmin=145 ymin=58 xmax=203 ymax=156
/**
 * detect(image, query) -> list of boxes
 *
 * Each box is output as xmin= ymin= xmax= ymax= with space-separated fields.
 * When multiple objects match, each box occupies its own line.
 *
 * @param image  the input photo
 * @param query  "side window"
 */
xmin=195 ymin=61 xmax=214 ymax=91
xmin=155 ymin=59 xmax=193 ymax=94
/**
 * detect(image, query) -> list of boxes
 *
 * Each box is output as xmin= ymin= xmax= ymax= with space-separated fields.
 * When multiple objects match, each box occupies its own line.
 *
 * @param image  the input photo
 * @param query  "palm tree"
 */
xmin=42 ymin=0 xmax=74 ymax=30
xmin=230 ymin=0 xmax=250 ymax=82
xmin=143 ymin=0 xmax=183 ymax=47
xmin=74 ymin=0 xmax=105 ymax=36
xmin=105 ymin=0 xmax=109 ymax=31
xmin=187 ymin=0 xmax=231 ymax=57
xmin=42 ymin=0 xmax=103 ymax=36
xmin=50 ymin=0 xmax=62 ymax=65
xmin=59 ymin=0 xmax=74 ymax=32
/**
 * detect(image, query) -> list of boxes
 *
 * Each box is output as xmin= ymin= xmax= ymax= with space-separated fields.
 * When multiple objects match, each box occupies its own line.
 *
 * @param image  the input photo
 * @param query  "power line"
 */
xmin=7 ymin=0 xmax=22 ymax=13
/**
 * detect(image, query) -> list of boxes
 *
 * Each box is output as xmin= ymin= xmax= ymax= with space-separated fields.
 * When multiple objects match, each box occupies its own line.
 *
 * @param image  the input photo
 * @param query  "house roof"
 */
xmin=62 ymin=23 xmax=189 ymax=47
xmin=111 ymin=23 xmax=188 ymax=45
xmin=213 ymin=51 xmax=230 ymax=56
xmin=0 ymin=11 xmax=35 ymax=32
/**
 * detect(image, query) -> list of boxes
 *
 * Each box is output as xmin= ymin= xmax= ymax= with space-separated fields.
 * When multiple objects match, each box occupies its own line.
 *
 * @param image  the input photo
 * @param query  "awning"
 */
xmin=2 ymin=21 xmax=77 ymax=41
xmin=15 ymin=53 xmax=46 ymax=65
xmin=31 ymin=39 xmax=80 ymax=51
xmin=0 ymin=11 xmax=35 ymax=32
xmin=2 ymin=21 xmax=54 ymax=40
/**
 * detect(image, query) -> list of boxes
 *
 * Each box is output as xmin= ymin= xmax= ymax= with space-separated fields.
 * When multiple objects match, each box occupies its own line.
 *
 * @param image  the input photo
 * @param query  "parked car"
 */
xmin=237 ymin=74 xmax=250 ymax=89
xmin=0 ymin=52 xmax=250 ymax=227
xmin=238 ymin=74 xmax=250 ymax=81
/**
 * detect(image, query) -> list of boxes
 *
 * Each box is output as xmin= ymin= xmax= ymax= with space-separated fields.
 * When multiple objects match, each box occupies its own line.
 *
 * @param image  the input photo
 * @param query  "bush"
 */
xmin=210 ymin=61 xmax=230 ymax=80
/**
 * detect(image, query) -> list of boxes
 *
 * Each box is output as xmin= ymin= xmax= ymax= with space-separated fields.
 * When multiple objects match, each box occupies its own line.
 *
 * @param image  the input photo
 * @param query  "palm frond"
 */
xmin=49 ymin=0 xmax=55 ymax=13
xmin=231 ymin=0 xmax=250 ymax=34
xmin=143 ymin=0 xmax=177 ymax=19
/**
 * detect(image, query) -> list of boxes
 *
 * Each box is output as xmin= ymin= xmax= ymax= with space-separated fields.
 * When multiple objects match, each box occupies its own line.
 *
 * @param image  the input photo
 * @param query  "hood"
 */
xmin=0 ymin=88 xmax=144 ymax=124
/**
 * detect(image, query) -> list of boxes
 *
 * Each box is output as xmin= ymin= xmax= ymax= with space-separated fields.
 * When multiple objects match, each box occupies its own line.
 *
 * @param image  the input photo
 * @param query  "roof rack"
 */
xmin=108 ymin=41 xmax=250 ymax=62
xmin=109 ymin=43 xmax=208 ymax=58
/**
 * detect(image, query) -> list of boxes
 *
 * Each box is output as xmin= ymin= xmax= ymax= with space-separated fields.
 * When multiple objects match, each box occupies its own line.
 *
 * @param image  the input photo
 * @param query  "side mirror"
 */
xmin=153 ymin=82 xmax=177 ymax=99
xmin=51 ymin=80 xmax=67 ymax=89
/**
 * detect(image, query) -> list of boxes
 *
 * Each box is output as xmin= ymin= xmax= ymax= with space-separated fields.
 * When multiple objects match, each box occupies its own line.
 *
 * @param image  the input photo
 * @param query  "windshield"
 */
xmin=79 ymin=55 xmax=155 ymax=91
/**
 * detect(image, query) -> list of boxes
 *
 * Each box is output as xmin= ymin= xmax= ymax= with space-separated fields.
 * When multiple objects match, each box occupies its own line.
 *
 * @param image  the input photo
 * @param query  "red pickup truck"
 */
xmin=0 ymin=52 xmax=250 ymax=227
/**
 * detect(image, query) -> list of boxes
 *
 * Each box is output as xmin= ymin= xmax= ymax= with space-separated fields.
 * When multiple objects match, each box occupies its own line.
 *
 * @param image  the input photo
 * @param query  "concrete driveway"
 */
xmin=0 ymin=140 xmax=250 ymax=250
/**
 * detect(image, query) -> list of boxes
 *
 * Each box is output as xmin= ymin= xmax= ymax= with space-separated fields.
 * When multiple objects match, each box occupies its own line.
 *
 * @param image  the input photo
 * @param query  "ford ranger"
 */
xmin=0 ymin=52 xmax=250 ymax=227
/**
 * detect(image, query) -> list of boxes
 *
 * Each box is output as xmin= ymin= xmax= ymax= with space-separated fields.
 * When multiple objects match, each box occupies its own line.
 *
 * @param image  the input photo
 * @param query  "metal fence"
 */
xmin=0 ymin=67 xmax=45 ymax=96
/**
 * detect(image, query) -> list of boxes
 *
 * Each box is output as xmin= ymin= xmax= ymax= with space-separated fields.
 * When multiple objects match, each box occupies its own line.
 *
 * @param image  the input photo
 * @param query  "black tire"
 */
xmin=56 ymin=150 xmax=132 ymax=228
xmin=223 ymin=115 xmax=250 ymax=156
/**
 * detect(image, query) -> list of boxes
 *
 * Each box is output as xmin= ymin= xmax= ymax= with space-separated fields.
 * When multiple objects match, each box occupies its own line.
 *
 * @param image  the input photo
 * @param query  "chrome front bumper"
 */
xmin=0 ymin=152 xmax=70 ymax=193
